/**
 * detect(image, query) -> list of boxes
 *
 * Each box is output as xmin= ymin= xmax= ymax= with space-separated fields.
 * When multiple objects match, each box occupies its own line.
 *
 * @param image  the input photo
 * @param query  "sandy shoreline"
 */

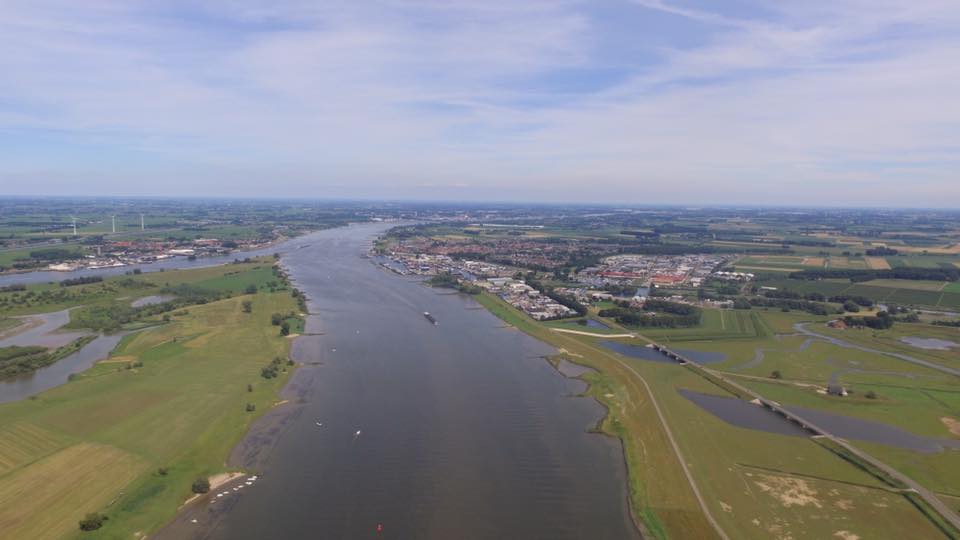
xmin=149 ymin=362 xmax=320 ymax=540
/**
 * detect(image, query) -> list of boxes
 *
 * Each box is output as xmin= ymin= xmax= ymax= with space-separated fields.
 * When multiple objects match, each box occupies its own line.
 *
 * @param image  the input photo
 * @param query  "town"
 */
xmin=42 ymin=236 xmax=281 ymax=272
xmin=377 ymin=247 xmax=750 ymax=321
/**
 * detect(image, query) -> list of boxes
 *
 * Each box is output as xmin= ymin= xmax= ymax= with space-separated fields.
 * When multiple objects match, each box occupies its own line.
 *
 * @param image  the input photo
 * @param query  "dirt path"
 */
xmin=550 ymin=328 xmax=636 ymax=338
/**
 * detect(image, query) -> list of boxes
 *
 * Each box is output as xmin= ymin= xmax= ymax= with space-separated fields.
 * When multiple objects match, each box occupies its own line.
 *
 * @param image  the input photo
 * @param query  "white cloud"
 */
xmin=0 ymin=0 xmax=957 ymax=205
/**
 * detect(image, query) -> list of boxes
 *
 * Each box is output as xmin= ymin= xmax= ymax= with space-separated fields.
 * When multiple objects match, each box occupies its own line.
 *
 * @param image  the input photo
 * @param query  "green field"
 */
xmin=473 ymin=293 xmax=954 ymax=539
xmin=0 ymin=269 xmax=298 ymax=539
xmin=757 ymin=278 xmax=960 ymax=310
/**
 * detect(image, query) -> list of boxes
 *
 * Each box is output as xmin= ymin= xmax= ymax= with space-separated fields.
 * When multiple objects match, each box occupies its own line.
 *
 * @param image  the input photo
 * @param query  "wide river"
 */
xmin=202 ymin=223 xmax=639 ymax=539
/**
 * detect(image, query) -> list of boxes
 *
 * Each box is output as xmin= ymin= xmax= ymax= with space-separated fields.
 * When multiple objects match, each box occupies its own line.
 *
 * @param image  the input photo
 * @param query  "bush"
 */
xmin=271 ymin=313 xmax=283 ymax=326
xmin=157 ymin=467 xmax=168 ymax=476
xmin=242 ymin=300 xmax=253 ymax=313
xmin=191 ymin=477 xmax=210 ymax=494
xmin=78 ymin=512 xmax=108 ymax=531
xmin=246 ymin=403 xmax=256 ymax=412
xmin=843 ymin=300 xmax=861 ymax=313
xmin=865 ymin=390 xmax=878 ymax=399
xmin=245 ymin=284 xmax=258 ymax=294
xmin=280 ymin=321 xmax=290 ymax=336
xmin=770 ymin=370 xmax=782 ymax=379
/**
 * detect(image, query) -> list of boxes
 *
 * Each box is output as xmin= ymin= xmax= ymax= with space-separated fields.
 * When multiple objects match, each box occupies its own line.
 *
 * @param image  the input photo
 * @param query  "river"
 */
xmin=176 ymin=223 xmax=640 ymax=539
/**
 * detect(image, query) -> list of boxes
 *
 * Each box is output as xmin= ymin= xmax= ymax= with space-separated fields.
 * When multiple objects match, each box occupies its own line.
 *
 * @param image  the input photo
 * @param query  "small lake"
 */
xmin=564 ymin=319 xmax=610 ymax=330
xmin=0 ymin=331 xmax=130 ymax=404
xmin=679 ymin=389 xmax=808 ymax=437
xmin=600 ymin=341 xmax=727 ymax=364
xmin=900 ymin=337 xmax=958 ymax=351
xmin=680 ymin=389 xmax=960 ymax=453
xmin=131 ymin=295 xmax=175 ymax=308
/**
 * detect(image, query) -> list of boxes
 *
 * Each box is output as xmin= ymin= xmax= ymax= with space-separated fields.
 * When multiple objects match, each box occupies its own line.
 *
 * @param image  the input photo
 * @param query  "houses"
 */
xmin=579 ymin=254 xmax=736 ymax=288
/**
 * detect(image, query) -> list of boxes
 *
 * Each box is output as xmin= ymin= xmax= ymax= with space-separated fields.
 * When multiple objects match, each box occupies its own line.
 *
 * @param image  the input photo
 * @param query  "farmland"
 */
xmin=0 ymin=264 xmax=300 ymax=539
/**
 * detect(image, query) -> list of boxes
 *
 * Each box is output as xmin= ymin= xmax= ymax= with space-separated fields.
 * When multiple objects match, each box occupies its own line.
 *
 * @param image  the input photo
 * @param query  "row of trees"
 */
xmin=790 ymin=267 xmax=959 ymax=282
xmin=842 ymin=311 xmax=895 ymax=329
xmin=740 ymin=297 xmax=842 ymax=316
xmin=599 ymin=300 xmax=701 ymax=328
xmin=60 ymin=275 xmax=103 ymax=287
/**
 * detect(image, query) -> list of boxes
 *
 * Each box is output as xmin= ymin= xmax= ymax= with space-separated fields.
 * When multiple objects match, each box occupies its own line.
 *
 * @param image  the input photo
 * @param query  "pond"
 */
xmin=565 ymin=319 xmax=610 ymax=330
xmin=680 ymin=389 xmax=960 ymax=453
xmin=599 ymin=341 xmax=727 ymax=364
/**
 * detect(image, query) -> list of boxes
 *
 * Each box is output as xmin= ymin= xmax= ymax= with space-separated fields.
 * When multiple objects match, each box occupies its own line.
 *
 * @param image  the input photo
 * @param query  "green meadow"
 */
xmin=0 ymin=264 xmax=299 ymax=540
xmin=474 ymin=293 xmax=954 ymax=539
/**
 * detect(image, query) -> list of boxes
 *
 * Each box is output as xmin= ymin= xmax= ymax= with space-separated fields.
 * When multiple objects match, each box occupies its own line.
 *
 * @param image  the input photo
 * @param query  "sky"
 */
xmin=1 ymin=0 xmax=958 ymax=206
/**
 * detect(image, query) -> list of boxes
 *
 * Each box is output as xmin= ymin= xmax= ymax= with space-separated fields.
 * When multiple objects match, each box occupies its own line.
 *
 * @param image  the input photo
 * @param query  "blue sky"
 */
xmin=1 ymin=0 xmax=958 ymax=206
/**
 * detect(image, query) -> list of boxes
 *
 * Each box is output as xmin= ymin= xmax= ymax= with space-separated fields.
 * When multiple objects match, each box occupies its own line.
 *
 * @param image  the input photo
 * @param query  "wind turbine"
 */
xmin=140 ymin=213 xmax=145 ymax=231
xmin=111 ymin=215 xmax=116 ymax=233
xmin=70 ymin=216 xmax=77 ymax=236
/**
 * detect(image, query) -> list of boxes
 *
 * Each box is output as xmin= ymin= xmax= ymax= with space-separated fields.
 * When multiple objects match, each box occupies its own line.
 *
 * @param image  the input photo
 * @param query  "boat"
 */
xmin=423 ymin=312 xmax=437 ymax=325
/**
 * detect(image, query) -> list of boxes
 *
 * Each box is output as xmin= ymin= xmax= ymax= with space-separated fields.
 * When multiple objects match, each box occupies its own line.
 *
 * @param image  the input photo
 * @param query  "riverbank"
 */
xmin=471 ymin=291 xmax=722 ymax=539
xmin=469 ymin=292 xmax=959 ymax=540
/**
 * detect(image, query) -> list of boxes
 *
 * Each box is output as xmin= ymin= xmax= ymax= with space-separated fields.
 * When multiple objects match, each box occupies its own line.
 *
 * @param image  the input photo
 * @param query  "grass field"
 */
xmin=0 ymin=243 xmax=85 ymax=268
xmin=0 ymin=285 xmax=298 ymax=539
xmin=473 ymin=293 xmax=953 ymax=539
xmin=757 ymin=278 xmax=960 ymax=310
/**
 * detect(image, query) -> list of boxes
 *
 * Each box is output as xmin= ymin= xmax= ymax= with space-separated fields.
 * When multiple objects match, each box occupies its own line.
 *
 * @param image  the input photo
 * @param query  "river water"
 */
xmin=201 ymin=223 xmax=639 ymax=539
xmin=0 ymin=332 xmax=129 ymax=404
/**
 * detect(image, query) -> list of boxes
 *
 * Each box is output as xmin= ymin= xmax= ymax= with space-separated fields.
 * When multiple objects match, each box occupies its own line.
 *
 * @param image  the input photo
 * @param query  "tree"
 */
xmin=246 ymin=403 xmax=256 ymax=412
xmin=79 ymin=512 xmax=108 ymax=531
xmin=865 ymin=390 xmax=878 ymax=399
xmin=191 ymin=477 xmax=210 ymax=494
xmin=843 ymin=300 xmax=861 ymax=313
xmin=271 ymin=313 xmax=283 ymax=326
xmin=245 ymin=284 xmax=258 ymax=294
xmin=157 ymin=467 xmax=168 ymax=476
xmin=770 ymin=370 xmax=782 ymax=379
xmin=242 ymin=300 xmax=253 ymax=313
xmin=162 ymin=314 xmax=171 ymax=322
xmin=247 ymin=383 xmax=253 ymax=392
xmin=280 ymin=321 xmax=290 ymax=336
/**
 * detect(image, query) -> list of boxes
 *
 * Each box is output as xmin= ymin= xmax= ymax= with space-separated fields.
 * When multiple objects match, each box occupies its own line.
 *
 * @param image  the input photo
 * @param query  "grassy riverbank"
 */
xmin=0 ymin=268 xmax=299 ymax=539
xmin=473 ymin=292 xmax=954 ymax=540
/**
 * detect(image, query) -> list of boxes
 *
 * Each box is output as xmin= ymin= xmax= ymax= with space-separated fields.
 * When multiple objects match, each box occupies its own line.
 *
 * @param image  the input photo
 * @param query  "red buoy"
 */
xmin=376 ymin=523 xmax=384 ymax=533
